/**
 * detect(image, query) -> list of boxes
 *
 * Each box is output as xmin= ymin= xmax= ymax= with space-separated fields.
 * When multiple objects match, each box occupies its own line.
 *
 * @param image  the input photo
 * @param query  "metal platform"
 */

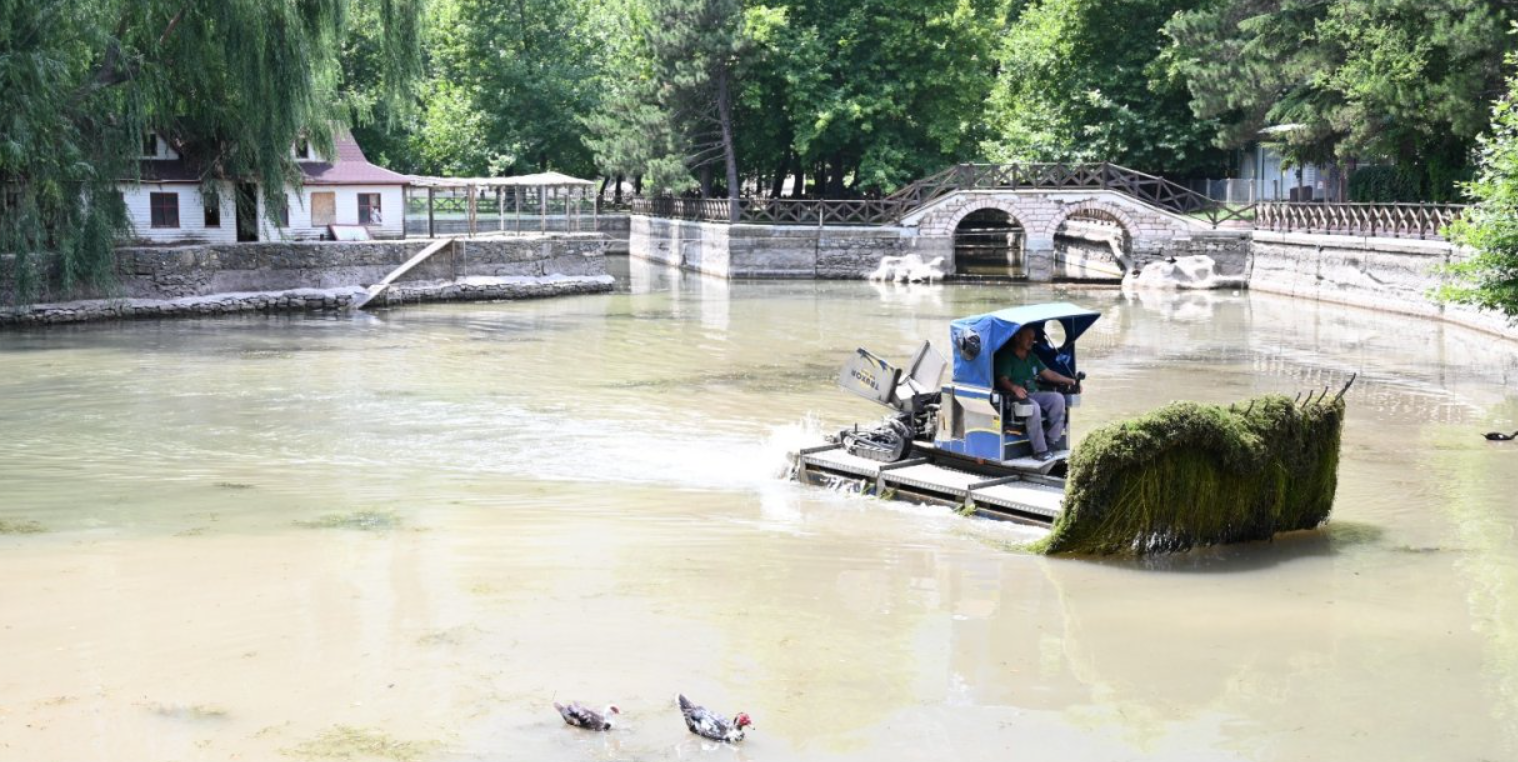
xmin=794 ymin=443 xmax=1066 ymax=526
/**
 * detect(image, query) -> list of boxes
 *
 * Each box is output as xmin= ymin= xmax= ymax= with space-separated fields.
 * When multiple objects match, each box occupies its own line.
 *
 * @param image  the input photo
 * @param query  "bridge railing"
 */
xmin=627 ymin=165 xmax=1468 ymax=238
xmin=1254 ymin=201 xmax=1466 ymax=240
xmin=630 ymin=196 xmax=907 ymax=225
xmin=883 ymin=162 xmax=1256 ymax=227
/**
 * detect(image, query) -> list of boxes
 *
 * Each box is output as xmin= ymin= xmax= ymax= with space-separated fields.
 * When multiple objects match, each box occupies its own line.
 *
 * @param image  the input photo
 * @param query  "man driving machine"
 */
xmin=994 ymin=323 xmax=1079 ymax=461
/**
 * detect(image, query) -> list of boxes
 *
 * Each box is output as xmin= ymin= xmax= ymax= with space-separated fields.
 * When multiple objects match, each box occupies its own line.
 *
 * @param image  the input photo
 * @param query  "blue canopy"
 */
xmin=947 ymin=302 xmax=1102 ymax=388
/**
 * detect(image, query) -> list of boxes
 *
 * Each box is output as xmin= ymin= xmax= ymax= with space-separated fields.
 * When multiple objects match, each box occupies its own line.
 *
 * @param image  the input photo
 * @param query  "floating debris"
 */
xmin=294 ymin=510 xmax=399 ymax=531
xmin=283 ymin=725 xmax=438 ymax=761
xmin=0 ymin=519 xmax=46 ymax=534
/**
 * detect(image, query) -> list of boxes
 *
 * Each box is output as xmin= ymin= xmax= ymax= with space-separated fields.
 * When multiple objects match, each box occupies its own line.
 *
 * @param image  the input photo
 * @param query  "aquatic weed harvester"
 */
xmin=793 ymin=302 xmax=1354 ymax=555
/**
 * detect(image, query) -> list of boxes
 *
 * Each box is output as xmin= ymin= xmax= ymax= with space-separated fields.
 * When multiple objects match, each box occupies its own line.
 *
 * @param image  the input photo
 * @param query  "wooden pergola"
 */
xmin=406 ymin=172 xmax=598 ymax=238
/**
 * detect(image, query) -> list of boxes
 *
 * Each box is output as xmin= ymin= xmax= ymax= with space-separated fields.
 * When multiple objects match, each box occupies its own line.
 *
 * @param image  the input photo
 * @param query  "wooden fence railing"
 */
xmin=1254 ymin=202 xmax=1466 ymax=240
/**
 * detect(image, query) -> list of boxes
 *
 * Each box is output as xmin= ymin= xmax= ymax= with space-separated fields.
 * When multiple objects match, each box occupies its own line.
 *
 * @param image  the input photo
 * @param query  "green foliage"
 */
xmin=1347 ymin=166 xmax=1424 ymax=203
xmin=0 ymin=0 xmax=422 ymax=303
xmin=584 ymin=0 xmax=750 ymax=199
xmin=757 ymin=0 xmax=1004 ymax=194
xmin=1033 ymin=394 xmax=1345 ymax=556
xmin=983 ymin=0 xmax=1232 ymax=177
xmin=1441 ymin=55 xmax=1518 ymax=320
xmin=1161 ymin=0 xmax=1511 ymax=200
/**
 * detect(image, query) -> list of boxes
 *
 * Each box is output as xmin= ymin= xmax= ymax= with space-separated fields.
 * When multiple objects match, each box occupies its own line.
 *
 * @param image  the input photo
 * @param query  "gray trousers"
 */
xmin=1025 ymin=391 xmax=1066 ymax=454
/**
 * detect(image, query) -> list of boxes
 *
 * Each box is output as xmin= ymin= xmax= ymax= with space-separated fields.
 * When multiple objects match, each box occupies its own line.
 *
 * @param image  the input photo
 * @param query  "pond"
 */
xmin=2 ymin=257 xmax=1516 ymax=761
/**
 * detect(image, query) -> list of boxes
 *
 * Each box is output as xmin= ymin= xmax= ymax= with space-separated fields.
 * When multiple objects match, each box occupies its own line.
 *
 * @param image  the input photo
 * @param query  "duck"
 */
xmin=553 ymin=700 xmax=620 ymax=731
xmin=677 ymin=693 xmax=751 ymax=743
xmin=1483 ymin=431 xmax=1518 ymax=441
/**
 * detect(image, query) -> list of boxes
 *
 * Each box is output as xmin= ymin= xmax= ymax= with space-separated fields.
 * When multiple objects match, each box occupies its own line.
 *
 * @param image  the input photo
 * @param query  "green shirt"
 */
xmin=995 ymin=349 xmax=1046 ymax=390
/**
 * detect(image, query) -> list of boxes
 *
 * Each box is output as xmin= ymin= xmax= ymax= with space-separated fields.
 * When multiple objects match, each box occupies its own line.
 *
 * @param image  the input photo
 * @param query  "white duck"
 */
xmin=553 ymin=700 xmax=621 ymax=731
xmin=677 ymin=693 xmax=751 ymax=743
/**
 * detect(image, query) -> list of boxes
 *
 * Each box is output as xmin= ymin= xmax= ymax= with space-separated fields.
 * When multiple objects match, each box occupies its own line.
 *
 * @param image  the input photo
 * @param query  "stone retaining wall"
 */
xmin=1251 ymin=231 xmax=1517 ymax=340
xmin=629 ymin=216 xmax=930 ymax=278
xmin=0 ymin=276 xmax=614 ymax=327
xmin=2 ymin=233 xmax=611 ymax=326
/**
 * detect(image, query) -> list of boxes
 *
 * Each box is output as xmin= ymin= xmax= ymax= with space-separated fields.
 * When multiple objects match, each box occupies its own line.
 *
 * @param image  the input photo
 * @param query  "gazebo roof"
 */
xmin=408 ymin=171 xmax=595 ymax=188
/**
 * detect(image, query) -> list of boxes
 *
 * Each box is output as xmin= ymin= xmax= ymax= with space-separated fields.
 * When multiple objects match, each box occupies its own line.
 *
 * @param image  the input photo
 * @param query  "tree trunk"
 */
xmin=699 ymin=165 xmax=713 ymax=198
xmin=715 ymin=64 xmax=740 ymax=222
xmin=770 ymin=151 xmax=789 ymax=198
xmin=633 ymin=175 xmax=643 ymax=196
xmin=614 ymin=173 xmax=624 ymax=204
xmin=828 ymin=153 xmax=846 ymax=197
xmin=793 ymin=158 xmax=805 ymax=199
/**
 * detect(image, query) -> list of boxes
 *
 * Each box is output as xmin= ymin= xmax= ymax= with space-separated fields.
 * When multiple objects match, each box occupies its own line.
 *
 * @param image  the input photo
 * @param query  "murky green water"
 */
xmin=2 ymin=257 xmax=1516 ymax=761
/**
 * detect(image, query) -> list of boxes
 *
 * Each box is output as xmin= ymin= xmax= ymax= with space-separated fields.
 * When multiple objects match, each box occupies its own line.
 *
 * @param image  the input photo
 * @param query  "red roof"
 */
xmin=131 ymin=130 xmax=409 ymax=186
xmin=300 ymin=131 xmax=410 ymax=186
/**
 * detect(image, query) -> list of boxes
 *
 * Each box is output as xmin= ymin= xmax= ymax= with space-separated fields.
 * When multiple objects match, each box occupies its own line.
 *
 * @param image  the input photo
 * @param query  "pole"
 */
xmin=540 ymin=185 xmax=546 ymax=234
xmin=515 ymin=188 xmax=521 ymax=234
xmin=427 ymin=187 xmax=435 ymax=238
xmin=498 ymin=187 xmax=505 ymax=233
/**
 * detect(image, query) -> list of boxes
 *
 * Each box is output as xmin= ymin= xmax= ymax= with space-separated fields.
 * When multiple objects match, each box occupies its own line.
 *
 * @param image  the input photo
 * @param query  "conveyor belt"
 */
xmin=795 ymin=443 xmax=1065 ymax=525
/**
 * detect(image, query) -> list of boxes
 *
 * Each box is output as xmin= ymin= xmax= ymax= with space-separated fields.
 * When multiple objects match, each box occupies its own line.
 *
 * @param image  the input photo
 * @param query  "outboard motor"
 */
xmin=833 ymin=342 xmax=947 ymax=462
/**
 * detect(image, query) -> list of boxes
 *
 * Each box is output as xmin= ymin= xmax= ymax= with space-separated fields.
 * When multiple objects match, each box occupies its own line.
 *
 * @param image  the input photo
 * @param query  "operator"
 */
xmin=994 ymin=323 xmax=1078 ymax=461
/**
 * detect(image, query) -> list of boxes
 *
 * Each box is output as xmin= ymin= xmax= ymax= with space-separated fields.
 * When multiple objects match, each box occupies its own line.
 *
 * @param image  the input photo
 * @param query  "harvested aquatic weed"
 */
xmin=284 ymin=725 xmax=438 ymax=762
xmin=1035 ymin=394 xmax=1345 ymax=555
xmin=0 ymin=519 xmax=46 ymax=534
xmin=294 ymin=510 xmax=399 ymax=531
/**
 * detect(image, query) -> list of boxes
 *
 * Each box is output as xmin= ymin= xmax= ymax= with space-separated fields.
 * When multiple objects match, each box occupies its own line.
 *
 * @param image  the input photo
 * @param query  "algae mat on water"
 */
xmin=1035 ymin=393 xmax=1346 ymax=556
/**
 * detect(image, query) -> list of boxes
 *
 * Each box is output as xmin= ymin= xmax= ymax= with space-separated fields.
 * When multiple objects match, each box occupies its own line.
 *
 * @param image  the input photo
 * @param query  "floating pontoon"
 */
xmin=793 ymin=303 xmax=1099 ymax=526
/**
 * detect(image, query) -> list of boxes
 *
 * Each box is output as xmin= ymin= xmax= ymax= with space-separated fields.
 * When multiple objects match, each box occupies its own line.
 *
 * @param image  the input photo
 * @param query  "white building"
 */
xmin=123 ymin=130 xmax=409 ymax=244
xmin=1235 ymin=142 xmax=1341 ymax=202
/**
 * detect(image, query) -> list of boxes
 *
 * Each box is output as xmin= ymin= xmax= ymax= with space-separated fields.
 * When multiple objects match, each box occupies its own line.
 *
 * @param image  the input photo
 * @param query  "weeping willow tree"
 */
xmin=1034 ymin=393 xmax=1348 ymax=556
xmin=0 ymin=0 xmax=422 ymax=304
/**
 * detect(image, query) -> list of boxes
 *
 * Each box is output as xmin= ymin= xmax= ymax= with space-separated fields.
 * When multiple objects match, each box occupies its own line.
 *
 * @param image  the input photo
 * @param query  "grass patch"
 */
xmin=0 ymin=518 xmax=46 ymax=534
xmin=284 ymin=725 xmax=438 ymax=762
xmin=1035 ymin=394 xmax=1344 ymax=556
xmin=295 ymin=510 xmax=399 ymax=531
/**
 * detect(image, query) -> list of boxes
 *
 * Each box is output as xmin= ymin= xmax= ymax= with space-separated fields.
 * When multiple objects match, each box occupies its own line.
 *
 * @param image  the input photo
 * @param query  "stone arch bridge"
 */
xmin=630 ymin=163 xmax=1254 ymax=281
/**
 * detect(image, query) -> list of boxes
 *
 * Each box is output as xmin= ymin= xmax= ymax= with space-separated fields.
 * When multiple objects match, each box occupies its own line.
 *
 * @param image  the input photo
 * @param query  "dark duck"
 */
xmin=677 ymin=693 xmax=751 ymax=743
xmin=1483 ymin=430 xmax=1518 ymax=441
xmin=553 ymin=701 xmax=621 ymax=731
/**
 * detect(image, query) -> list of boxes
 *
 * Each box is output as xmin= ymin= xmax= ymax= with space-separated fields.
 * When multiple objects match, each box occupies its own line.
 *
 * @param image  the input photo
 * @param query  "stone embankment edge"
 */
xmin=0 ymin=275 xmax=613 ymax=327
xmin=1249 ymin=230 xmax=1518 ymax=341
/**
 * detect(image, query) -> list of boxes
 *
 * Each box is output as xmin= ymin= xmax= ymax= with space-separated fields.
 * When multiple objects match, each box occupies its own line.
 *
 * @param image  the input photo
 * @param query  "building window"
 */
xmin=358 ymin=193 xmax=382 ymax=224
xmin=274 ymin=195 xmax=290 ymax=228
xmin=150 ymin=192 xmax=179 ymax=228
xmin=204 ymin=198 xmax=221 ymax=228
xmin=143 ymin=134 xmax=159 ymax=157
xmin=310 ymin=192 xmax=336 ymax=227
xmin=296 ymin=139 xmax=313 ymax=161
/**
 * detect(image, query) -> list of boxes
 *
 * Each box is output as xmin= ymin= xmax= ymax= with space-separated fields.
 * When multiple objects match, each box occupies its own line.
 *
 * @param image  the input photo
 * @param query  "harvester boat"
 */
xmin=794 ymin=303 xmax=1100 ymax=526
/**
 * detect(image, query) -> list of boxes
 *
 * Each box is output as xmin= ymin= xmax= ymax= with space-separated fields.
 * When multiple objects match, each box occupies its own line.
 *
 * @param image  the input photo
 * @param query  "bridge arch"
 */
xmin=951 ymin=206 xmax=1027 ymax=278
xmin=1044 ymin=200 xmax=1141 ymax=239
xmin=1049 ymin=203 xmax=1136 ymax=279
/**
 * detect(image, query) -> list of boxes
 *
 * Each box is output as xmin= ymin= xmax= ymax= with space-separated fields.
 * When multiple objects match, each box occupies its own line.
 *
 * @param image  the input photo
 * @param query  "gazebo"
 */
xmin=405 ymin=172 xmax=598 ymax=238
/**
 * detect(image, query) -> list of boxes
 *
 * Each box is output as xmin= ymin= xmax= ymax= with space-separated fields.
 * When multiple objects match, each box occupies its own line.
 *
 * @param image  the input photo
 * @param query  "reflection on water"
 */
xmin=1 ymin=257 xmax=1516 ymax=761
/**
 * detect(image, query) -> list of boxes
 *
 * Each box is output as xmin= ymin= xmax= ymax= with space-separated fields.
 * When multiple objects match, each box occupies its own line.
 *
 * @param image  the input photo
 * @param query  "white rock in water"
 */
xmin=1125 ymin=254 xmax=1243 ymax=291
xmin=869 ymin=253 xmax=945 ymax=283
